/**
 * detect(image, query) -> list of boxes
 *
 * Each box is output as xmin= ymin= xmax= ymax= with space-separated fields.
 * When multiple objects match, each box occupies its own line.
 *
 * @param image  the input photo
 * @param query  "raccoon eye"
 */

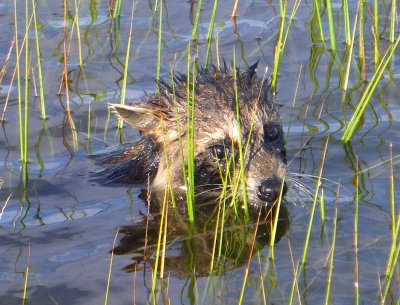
xmin=209 ymin=145 xmax=228 ymax=161
xmin=264 ymin=124 xmax=282 ymax=143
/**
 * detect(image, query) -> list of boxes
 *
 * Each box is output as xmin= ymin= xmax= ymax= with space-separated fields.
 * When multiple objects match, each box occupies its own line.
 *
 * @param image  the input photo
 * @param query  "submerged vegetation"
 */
xmin=0 ymin=0 xmax=399 ymax=304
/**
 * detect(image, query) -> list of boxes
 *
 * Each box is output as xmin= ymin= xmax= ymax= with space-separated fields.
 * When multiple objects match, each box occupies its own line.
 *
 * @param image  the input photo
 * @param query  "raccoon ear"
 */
xmin=246 ymin=61 xmax=259 ymax=78
xmin=109 ymin=103 xmax=163 ymax=135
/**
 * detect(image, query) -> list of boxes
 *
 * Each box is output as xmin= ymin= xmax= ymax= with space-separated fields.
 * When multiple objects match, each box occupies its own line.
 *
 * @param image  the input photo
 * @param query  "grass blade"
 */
xmin=342 ymin=33 xmax=400 ymax=142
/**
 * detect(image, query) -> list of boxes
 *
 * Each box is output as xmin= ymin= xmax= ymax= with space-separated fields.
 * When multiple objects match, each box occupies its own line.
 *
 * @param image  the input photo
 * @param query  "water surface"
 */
xmin=1 ymin=0 xmax=399 ymax=304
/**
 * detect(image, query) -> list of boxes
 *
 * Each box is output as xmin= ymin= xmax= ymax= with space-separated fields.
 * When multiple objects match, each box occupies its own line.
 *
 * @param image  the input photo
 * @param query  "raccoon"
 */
xmin=102 ymin=62 xmax=287 ymax=207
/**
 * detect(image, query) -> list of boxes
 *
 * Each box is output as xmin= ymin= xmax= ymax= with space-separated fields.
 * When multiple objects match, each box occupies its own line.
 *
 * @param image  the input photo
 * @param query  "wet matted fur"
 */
xmin=97 ymin=63 xmax=287 ymax=207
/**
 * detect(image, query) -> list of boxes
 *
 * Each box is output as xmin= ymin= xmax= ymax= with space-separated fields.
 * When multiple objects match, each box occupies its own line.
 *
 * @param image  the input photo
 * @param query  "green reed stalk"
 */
xmin=326 ymin=0 xmax=337 ymax=52
xmin=14 ymin=0 xmax=23 ymax=162
xmin=271 ymin=0 xmax=301 ymax=92
xmin=103 ymin=106 xmax=111 ymax=142
xmin=237 ymin=209 xmax=262 ymax=305
xmin=217 ymin=195 xmax=227 ymax=259
xmin=271 ymin=1 xmax=286 ymax=92
xmin=86 ymin=101 xmax=91 ymax=142
xmin=390 ymin=0 xmax=396 ymax=43
xmin=191 ymin=0 xmax=203 ymax=40
xmin=73 ymin=0 xmax=83 ymax=67
xmin=354 ymin=157 xmax=360 ymax=305
xmin=184 ymin=50 xmax=195 ymax=221
xmin=104 ymin=228 xmax=119 ymax=305
xmin=313 ymin=0 xmax=325 ymax=42
xmin=208 ymin=156 xmax=231 ymax=273
xmin=23 ymin=0 xmax=30 ymax=164
xmin=288 ymin=261 xmax=300 ymax=305
xmin=373 ymin=0 xmax=379 ymax=66
xmin=320 ymin=188 xmax=326 ymax=223
xmin=255 ymin=253 xmax=267 ymax=305
xmin=301 ymin=136 xmax=329 ymax=265
xmin=278 ymin=0 xmax=284 ymax=15
xmin=324 ymin=202 xmax=338 ymax=305
xmin=205 ymin=0 xmax=219 ymax=67
xmin=359 ymin=0 xmax=366 ymax=80
xmin=31 ymin=0 xmax=45 ymax=120
xmin=343 ymin=0 xmax=350 ymax=45
xmin=381 ymin=211 xmax=400 ymax=304
xmin=343 ymin=5 xmax=359 ymax=91
xmin=342 ymin=34 xmax=400 ymax=142
xmin=22 ymin=244 xmax=30 ymax=305
xmin=151 ymin=187 xmax=168 ymax=298
xmin=117 ymin=0 xmax=134 ymax=129
xmin=155 ymin=0 xmax=162 ymax=90
xmin=169 ymin=64 xmax=183 ymax=210
xmin=232 ymin=50 xmax=249 ymax=215
xmin=269 ymin=179 xmax=285 ymax=260
xmin=159 ymin=193 xmax=169 ymax=278
xmin=215 ymin=34 xmax=220 ymax=69
xmin=160 ymin=115 xmax=177 ymax=209
xmin=189 ymin=63 xmax=196 ymax=219
xmin=112 ymin=0 xmax=122 ymax=19
xmin=389 ymin=144 xmax=396 ymax=246
xmin=382 ymin=144 xmax=400 ymax=300
xmin=62 ymin=0 xmax=78 ymax=151
xmin=209 ymin=198 xmax=222 ymax=272
xmin=291 ymin=64 xmax=302 ymax=108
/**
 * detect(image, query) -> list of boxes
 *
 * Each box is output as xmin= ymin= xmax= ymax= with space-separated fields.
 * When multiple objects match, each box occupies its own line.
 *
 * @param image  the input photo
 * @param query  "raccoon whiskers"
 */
xmin=288 ymin=178 xmax=313 ymax=197
xmin=193 ymin=184 xmax=226 ymax=198
xmin=289 ymin=172 xmax=341 ymax=187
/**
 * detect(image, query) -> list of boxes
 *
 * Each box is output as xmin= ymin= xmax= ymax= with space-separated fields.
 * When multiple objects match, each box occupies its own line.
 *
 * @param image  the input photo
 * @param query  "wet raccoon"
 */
xmin=102 ymin=63 xmax=287 ymax=207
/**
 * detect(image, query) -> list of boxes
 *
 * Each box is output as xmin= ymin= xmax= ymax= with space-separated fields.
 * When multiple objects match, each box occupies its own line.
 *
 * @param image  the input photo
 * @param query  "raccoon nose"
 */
xmin=257 ymin=178 xmax=287 ymax=203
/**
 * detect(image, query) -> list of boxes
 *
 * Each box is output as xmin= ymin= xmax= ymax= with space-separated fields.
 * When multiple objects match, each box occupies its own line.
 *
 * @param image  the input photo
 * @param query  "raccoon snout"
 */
xmin=257 ymin=178 xmax=287 ymax=203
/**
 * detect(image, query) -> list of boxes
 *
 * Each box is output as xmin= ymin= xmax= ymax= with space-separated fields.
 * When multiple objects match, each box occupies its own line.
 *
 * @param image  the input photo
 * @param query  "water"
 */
xmin=1 ymin=0 xmax=399 ymax=304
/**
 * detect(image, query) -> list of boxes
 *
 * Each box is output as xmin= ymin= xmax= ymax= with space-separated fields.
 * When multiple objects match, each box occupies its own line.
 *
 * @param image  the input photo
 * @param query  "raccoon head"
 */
xmin=111 ymin=63 xmax=287 ymax=207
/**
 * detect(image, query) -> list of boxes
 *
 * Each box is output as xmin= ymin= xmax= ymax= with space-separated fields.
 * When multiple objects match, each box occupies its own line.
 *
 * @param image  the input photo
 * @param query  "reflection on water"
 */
xmin=113 ymin=192 xmax=290 ymax=277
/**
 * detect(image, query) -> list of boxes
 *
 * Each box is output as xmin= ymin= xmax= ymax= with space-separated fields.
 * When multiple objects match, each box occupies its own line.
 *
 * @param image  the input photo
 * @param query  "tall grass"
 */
xmin=23 ymin=0 xmax=30 ymax=165
xmin=21 ymin=244 xmax=31 ymax=305
xmin=73 ymin=0 xmax=83 ymax=67
xmin=343 ymin=3 xmax=359 ymax=91
xmin=155 ymin=0 xmax=163 ymax=89
xmin=0 ymin=37 xmax=16 ymax=123
xmin=117 ymin=0 xmax=135 ymax=129
xmin=373 ymin=0 xmax=380 ymax=66
xmin=31 ymin=0 xmax=45 ymax=121
xmin=358 ymin=0 xmax=366 ymax=80
xmin=237 ymin=208 xmax=262 ymax=305
xmin=342 ymin=33 xmax=400 ymax=142
xmin=62 ymin=0 xmax=78 ymax=150
xmin=104 ymin=228 xmax=119 ymax=305
xmin=343 ymin=0 xmax=350 ymax=45
xmin=380 ymin=143 xmax=400 ymax=304
xmin=354 ymin=158 xmax=360 ymax=305
xmin=324 ymin=194 xmax=339 ymax=305
xmin=183 ymin=0 xmax=205 ymax=221
xmin=232 ymin=50 xmax=249 ymax=215
xmin=326 ymin=0 xmax=336 ymax=52
xmin=313 ymin=0 xmax=325 ymax=43
xmin=185 ymin=58 xmax=196 ymax=221
xmin=271 ymin=0 xmax=301 ymax=92
xmin=301 ymin=136 xmax=329 ymax=266
xmin=0 ymin=190 xmax=12 ymax=222
xmin=205 ymin=0 xmax=219 ymax=67
xmin=389 ymin=0 xmax=396 ymax=43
